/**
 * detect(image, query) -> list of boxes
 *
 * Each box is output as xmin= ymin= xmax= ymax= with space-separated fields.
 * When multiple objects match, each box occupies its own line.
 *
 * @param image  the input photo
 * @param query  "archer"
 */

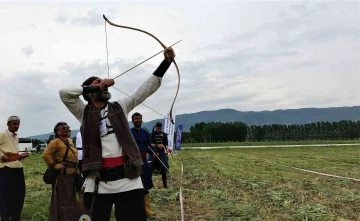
xmin=59 ymin=47 xmax=175 ymax=220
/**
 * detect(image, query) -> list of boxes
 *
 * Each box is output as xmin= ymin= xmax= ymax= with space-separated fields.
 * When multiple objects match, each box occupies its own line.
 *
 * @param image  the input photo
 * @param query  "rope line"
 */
xmin=263 ymin=159 xmax=360 ymax=182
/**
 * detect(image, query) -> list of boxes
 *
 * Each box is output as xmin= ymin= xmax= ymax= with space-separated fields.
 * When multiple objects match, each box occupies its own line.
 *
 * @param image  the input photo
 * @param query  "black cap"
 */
xmin=82 ymin=76 xmax=99 ymax=87
xmin=155 ymin=121 xmax=162 ymax=126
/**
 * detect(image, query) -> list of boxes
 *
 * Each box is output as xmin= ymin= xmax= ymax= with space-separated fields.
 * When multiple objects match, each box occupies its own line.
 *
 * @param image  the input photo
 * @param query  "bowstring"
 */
xmin=105 ymin=20 xmax=110 ymax=78
xmin=103 ymin=16 xmax=184 ymax=219
xmin=112 ymin=86 xmax=170 ymax=120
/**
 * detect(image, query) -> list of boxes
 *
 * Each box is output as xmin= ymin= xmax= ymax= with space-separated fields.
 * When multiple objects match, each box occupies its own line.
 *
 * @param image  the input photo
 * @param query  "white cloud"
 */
xmin=0 ymin=1 xmax=358 ymax=137
xmin=21 ymin=45 xmax=34 ymax=57
xmin=55 ymin=15 xmax=67 ymax=24
xmin=71 ymin=10 xmax=106 ymax=27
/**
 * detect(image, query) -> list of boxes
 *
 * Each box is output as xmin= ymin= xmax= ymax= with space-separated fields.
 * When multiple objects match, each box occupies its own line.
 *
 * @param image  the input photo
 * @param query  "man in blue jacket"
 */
xmin=131 ymin=112 xmax=156 ymax=216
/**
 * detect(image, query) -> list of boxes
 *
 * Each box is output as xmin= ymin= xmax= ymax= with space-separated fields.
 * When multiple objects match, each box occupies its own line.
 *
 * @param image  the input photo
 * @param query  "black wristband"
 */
xmin=153 ymin=60 xmax=172 ymax=77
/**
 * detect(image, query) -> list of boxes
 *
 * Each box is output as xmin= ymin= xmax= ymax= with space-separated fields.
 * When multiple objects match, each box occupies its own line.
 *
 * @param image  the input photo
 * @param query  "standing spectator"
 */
xmin=42 ymin=122 xmax=79 ymax=221
xmin=76 ymin=131 xmax=84 ymax=191
xmin=0 ymin=116 xmax=29 ymax=221
xmin=131 ymin=112 xmax=156 ymax=216
xmin=150 ymin=122 xmax=170 ymax=188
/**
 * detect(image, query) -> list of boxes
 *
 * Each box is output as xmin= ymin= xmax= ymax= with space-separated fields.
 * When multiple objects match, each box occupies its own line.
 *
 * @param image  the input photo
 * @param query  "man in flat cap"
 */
xmin=59 ymin=47 xmax=175 ymax=221
xmin=0 ymin=116 xmax=29 ymax=221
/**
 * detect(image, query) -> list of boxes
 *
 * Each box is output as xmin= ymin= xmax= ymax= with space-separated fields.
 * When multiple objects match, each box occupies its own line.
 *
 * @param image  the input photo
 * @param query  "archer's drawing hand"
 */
xmin=164 ymin=47 xmax=176 ymax=62
xmin=99 ymin=79 xmax=115 ymax=91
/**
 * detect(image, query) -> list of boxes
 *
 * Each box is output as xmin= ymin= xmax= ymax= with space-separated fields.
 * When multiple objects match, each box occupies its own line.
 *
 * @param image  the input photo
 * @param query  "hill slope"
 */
xmin=28 ymin=106 xmax=360 ymax=140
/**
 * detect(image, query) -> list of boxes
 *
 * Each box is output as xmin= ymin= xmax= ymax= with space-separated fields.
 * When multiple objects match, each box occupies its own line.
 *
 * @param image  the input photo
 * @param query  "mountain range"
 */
xmin=27 ymin=106 xmax=360 ymax=140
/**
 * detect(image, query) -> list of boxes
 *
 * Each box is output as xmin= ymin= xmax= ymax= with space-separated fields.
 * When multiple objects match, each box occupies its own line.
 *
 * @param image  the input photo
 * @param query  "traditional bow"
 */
xmin=103 ymin=14 xmax=180 ymax=124
xmin=165 ymin=146 xmax=177 ymax=165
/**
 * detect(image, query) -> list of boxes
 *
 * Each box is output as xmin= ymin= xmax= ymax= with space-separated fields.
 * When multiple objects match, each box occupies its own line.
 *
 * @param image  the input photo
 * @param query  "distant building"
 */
xmin=18 ymin=138 xmax=33 ymax=152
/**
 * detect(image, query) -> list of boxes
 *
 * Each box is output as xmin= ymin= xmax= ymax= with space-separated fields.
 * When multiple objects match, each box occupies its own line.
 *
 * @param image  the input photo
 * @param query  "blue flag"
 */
xmin=175 ymin=125 xmax=183 ymax=150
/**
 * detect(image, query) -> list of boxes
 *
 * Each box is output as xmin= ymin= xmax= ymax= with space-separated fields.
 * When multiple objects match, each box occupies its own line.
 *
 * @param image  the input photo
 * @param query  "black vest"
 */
xmin=80 ymin=101 xmax=143 ymax=178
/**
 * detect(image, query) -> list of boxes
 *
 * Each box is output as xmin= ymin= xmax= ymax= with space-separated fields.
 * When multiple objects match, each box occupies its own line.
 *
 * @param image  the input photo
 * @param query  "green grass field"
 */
xmin=21 ymin=144 xmax=360 ymax=221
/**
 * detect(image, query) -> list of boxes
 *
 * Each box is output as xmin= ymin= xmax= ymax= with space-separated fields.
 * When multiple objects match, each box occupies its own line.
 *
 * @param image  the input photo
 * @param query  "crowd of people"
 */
xmin=0 ymin=47 xmax=175 ymax=221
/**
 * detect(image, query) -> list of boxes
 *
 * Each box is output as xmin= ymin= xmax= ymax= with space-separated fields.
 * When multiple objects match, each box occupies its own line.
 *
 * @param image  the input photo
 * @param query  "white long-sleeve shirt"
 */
xmin=76 ymin=131 xmax=83 ymax=161
xmin=59 ymin=74 xmax=162 ymax=194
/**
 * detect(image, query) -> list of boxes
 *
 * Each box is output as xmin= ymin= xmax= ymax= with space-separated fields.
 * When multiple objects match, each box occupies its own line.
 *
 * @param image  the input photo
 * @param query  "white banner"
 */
xmin=164 ymin=110 xmax=176 ymax=150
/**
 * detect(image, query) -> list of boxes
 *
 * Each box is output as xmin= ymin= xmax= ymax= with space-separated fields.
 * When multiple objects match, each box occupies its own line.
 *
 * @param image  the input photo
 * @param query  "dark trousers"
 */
xmin=0 ymin=167 xmax=26 ymax=221
xmin=75 ymin=160 xmax=85 ymax=192
xmin=84 ymin=189 xmax=147 ymax=221
xmin=152 ymin=158 xmax=168 ymax=188
xmin=78 ymin=160 xmax=82 ymax=172
xmin=161 ymin=168 xmax=167 ymax=188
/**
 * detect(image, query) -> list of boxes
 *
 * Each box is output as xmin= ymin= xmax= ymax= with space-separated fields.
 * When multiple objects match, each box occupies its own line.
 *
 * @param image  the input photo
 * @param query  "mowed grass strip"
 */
xmin=181 ymin=140 xmax=360 ymax=147
xmin=22 ymin=145 xmax=360 ymax=221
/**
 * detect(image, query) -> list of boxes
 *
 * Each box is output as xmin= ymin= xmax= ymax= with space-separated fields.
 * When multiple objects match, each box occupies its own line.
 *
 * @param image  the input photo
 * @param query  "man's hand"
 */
xmin=1 ymin=154 xmax=8 ymax=161
xmin=19 ymin=152 xmax=29 ymax=160
xmin=99 ymin=79 xmax=115 ymax=91
xmin=164 ymin=47 xmax=176 ymax=63
xmin=55 ymin=163 xmax=65 ymax=170
xmin=158 ymin=144 xmax=165 ymax=149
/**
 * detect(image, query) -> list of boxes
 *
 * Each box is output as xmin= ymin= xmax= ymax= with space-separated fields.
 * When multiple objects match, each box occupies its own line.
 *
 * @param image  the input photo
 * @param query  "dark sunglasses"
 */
xmin=56 ymin=125 xmax=70 ymax=130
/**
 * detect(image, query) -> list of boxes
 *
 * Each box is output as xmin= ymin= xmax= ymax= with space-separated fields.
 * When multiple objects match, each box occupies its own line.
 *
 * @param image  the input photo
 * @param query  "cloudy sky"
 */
xmin=0 ymin=0 xmax=359 ymax=137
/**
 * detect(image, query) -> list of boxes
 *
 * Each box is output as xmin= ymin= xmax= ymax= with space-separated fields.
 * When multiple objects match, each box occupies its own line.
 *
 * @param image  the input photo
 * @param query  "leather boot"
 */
xmin=144 ymin=194 xmax=156 ymax=216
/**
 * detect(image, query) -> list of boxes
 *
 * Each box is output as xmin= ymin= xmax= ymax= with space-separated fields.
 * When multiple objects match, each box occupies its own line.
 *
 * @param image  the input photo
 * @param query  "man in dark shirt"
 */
xmin=150 ymin=122 xmax=170 ymax=188
xmin=131 ymin=112 xmax=156 ymax=216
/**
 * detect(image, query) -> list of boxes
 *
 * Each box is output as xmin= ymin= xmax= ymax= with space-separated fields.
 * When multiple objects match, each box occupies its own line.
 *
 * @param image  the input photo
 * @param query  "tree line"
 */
xmin=29 ymin=120 xmax=360 ymax=147
xmin=180 ymin=120 xmax=360 ymax=143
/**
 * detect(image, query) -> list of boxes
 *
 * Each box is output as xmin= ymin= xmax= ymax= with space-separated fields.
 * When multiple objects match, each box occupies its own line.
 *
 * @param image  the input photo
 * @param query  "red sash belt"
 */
xmin=1 ymin=153 xmax=20 ymax=163
xmin=102 ymin=156 xmax=127 ymax=168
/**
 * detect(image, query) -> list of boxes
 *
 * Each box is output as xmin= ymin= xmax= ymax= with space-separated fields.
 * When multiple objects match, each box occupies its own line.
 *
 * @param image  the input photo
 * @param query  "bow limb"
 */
xmin=103 ymin=14 xmax=167 ymax=48
xmin=103 ymin=14 xmax=180 ymax=124
xmin=169 ymin=61 xmax=180 ymax=124
xmin=165 ymin=146 xmax=177 ymax=165
xmin=169 ymin=151 xmax=177 ymax=165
